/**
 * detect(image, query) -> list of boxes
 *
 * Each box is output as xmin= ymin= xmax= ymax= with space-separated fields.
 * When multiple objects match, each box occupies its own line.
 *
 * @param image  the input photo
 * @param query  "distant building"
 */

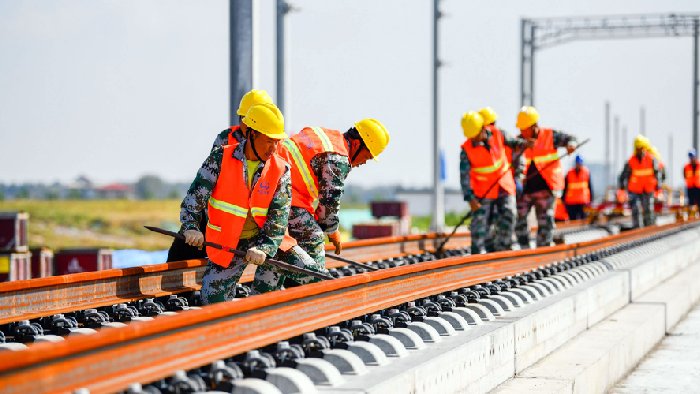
xmin=96 ymin=183 xmax=135 ymax=199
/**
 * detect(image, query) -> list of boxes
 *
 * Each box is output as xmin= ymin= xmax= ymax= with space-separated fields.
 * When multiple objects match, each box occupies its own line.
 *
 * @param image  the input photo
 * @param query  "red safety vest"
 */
xmin=627 ymin=153 xmax=657 ymax=194
xmin=276 ymin=127 xmax=349 ymax=216
xmin=227 ymin=125 xmax=241 ymax=145
xmin=205 ymin=142 xmax=295 ymax=267
xmin=461 ymin=128 xmax=516 ymax=199
xmin=685 ymin=161 xmax=700 ymax=188
xmin=523 ymin=128 xmax=564 ymax=191
xmin=564 ymin=167 xmax=591 ymax=205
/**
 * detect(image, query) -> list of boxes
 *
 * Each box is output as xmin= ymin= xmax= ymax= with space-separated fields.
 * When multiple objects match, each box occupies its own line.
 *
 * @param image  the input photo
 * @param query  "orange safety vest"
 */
xmin=205 ymin=142 xmax=295 ymax=268
xmin=276 ymin=127 xmax=349 ymax=216
xmin=564 ymin=167 xmax=591 ymax=205
xmin=486 ymin=124 xmax=517 ymax=177
xmin=685 ymin=160 xmax=700 ymax=188
xmin=523 ymin=128 xmax=564 ymax=192
xmin=461 ymin=128 xmax=516 ymax=199
xmin=227 ymin=125 xmax=241 ymax=145
xmin=627 ymin=153 xmax=657 ymax=194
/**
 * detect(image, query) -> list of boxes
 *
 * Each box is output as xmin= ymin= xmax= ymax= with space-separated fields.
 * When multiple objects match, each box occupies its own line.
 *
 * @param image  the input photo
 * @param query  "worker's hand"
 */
xmin=566 ymin=143 xmax=576 ymax=154
xmin=328 ymin=230 xmax=342 ymax=254
xmin=245 ymin=247 xmax=267 ymax=265
xmin=183 ymin=230 xmax=204 ymax=248
xmin=469 ymin=199 xmax=481 ymax=212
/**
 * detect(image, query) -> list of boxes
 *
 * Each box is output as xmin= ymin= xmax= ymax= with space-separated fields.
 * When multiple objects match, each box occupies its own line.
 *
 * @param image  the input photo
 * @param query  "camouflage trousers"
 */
xmin=200 ymin=237 xmax=325 ymax=305
xmin=515 ymin=189 xmax=556 ymax=248
xmin=470 ymin=194 xmax=516 ymax=253
xmin=629 ymin=192 xmax=655 ymax=228
xmin=288 ymin=207 xmax=327 ymax=267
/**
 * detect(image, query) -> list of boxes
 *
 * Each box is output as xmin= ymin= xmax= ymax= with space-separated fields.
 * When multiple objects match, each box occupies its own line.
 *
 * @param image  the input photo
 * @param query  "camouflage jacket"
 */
xmin=211 ymin=127 xmax=245 ymax=149
xmin=460 ymin=130 xmax=527 ymax=202
xmin=180 ymin=139 xmax=292 ymax=257
xmin=311 ymin=152 xmax=351 ymax=233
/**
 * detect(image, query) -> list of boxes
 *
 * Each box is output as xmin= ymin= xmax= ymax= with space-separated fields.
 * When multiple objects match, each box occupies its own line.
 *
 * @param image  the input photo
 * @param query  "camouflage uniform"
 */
xmin=180 ymin=138 xmax=319 ymax=304
xmin=287 ymin=153 xmax=352 ymax=267
xmin=619 ymin=157 xmax=661 ymax=228
xmin=460 ymin=130 xmax=525 ymax=254
xmin=515 ymin=130 xmax=577 ymax=248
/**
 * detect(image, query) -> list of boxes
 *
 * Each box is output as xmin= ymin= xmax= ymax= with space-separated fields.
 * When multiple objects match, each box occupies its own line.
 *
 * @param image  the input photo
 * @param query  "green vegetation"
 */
xmin=411 ymin=211 xmax=470 ymax=232
xmin=0 ymin=200 xmax=182 ymax=250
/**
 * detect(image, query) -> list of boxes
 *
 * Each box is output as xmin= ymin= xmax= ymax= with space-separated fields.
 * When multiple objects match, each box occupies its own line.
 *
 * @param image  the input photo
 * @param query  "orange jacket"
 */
xmin=685 ymin=160 xmax=700 ymax=188
xmin=277 ymin=127 xmax=349 ymax=216
xmin=485 ymin=124 xmax=517 ymax=177
xmin=461 ymin=128 xmax=516 ymax=199
xmin=564 ymin=167 xmax=591 ymax=205
xmin=523 ymin=128 xmax=564 ymax=191
xmin=627 ymin=153 xmax=657 ymax=194
xmin=205 ymin=142 xmax=292 ymax=268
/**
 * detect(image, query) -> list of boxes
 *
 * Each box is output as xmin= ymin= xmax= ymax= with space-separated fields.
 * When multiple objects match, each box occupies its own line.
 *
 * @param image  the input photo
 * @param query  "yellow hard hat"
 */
xmin=355 ymin=118 xmax=390 ymax=159
xmin=461 ymin=111 xmax=484 ymax=139
xmin=237 ymin=89 xmax=273 ymax=117
xmin=478 ymin=107 xmax=498 ymax=125
xmin=516 ymin=106 xmax=540 ymax=130
xmin=633 ymin=135 xmax=649 ymax=150
xmin=243 ymin=103 xmax=288 ymax=139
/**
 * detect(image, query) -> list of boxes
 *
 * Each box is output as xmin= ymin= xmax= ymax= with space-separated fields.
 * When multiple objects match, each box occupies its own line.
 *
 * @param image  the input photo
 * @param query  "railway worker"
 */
xmin=562 ymin=155 xmax=593 ymax=220
xmin=479 ymin=107 xmax=525 ymax=197
xmin=618 ymin=135 xmax=661 ymax=228
xmin=167 ymin=89 xmax=274 ymax=263
xmin=276 ymin=119 xmax=390 ymax=267
xmin=684 ymin=149 xmax=700 ymax=212
xmin=459 ymin=111 xmax=520 ymax=254
xmin=514 ymin=106 xmax=578 ymax=249
xmin=180 ymin=103 xmax=319 ymax=303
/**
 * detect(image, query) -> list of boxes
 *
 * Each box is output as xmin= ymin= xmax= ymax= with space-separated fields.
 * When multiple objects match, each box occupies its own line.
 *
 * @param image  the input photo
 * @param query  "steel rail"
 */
xmin=0 ymin=220 xmax=592 ymax=325
xmin=0 ymin=220 xmax=689 ymax=394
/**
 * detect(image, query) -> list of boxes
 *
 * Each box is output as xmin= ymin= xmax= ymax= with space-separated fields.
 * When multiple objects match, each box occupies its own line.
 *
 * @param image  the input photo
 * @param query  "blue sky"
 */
xmin=1 ymin=0 xmax=699 ymax=189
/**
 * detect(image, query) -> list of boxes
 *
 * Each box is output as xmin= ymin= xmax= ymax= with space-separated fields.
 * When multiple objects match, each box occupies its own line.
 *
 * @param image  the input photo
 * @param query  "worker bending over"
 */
xmin=277 ymin=119 xmax=390 ymax=267
xmin=514 ymin=106 xmax=578 ymax=248
xmin=181 ymin=103 xmax=319 ymax=304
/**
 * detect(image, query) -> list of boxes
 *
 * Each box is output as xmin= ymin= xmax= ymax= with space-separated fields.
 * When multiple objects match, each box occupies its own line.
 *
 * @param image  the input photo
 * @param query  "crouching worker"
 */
xmin=180 ymin=103 xmax=324 ymax=304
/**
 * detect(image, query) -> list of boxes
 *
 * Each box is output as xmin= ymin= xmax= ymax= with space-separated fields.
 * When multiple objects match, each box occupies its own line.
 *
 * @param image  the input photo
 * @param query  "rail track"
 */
xmin=0 ymin=218 xmax=690 ymax=394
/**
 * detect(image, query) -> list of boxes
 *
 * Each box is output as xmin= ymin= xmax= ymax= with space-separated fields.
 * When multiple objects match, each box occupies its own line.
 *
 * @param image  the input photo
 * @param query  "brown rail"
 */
xmin=0 ymin=220 xmax=687 ymax=394
xmin=0 ymin=220 xmax=592 ymax=325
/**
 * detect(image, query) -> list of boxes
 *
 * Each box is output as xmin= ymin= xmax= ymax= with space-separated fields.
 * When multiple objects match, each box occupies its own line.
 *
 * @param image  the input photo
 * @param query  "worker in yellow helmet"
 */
xmin=479 ymin=107 xmax=526 ymax=197
xmin=167 ymin=89 xmax=274 ymax=263
xmin=514 ymin=106 xmax=579 ymax=248
xmin=618 ymin=135 xmax=661 ymax=228
xmin=276 ymin=119 xmax=390 ymax=269
xmin=460 ymin=111 xmax=525 ymax=254
xmin=180 ymin=103 xmax=326 ymax=302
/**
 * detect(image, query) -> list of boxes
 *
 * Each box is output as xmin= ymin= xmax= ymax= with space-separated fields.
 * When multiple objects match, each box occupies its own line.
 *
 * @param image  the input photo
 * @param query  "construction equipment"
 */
xmin=145 ymin=226 xmax=333 ymax=281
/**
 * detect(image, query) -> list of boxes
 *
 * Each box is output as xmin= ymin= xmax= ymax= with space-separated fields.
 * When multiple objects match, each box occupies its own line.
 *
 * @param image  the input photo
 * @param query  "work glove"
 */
xmin=469 ymin=198 xmax=481 ymax=212
xmin=245 ymin=247 xmax=267 ymax=265
xmin=183 ymin=230 xmax=204 ymax=248
xmin=327 ymin=230 xmax=342 ymax=254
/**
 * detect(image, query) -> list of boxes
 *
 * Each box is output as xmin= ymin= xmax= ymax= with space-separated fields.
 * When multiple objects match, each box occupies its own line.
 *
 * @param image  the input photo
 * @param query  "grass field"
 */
xmin=0 ymin=200 xmax=182 ymax=250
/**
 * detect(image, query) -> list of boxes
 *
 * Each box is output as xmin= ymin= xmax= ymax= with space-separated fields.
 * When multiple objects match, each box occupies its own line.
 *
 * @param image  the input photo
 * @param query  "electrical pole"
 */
xmin=613 ymin=116 xmax=620 ymax=180
xmin=276 ymin=0 xmax=292 ymax=116
xmin=605 ymin=101 xmax=611 ymax=187
xmin=229 ymin=0 xmax=254 ymax=125
xmin=640 ymin=107 xmax=646 ymax=136
xmin=622 ymin=125 xmax=628 ymax=160
xmin=431 ymin=0 xmax=444 ymax=232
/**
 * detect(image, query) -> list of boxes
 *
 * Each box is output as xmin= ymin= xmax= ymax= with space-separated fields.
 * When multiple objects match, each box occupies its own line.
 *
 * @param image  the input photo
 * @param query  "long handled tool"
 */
xmin=145 ymin=226 xmax=334 ymax=281
xmin=434 ymin=138 xmax=590 ymax=256
xmin=325 ymin=253 xmax=379 ymax=271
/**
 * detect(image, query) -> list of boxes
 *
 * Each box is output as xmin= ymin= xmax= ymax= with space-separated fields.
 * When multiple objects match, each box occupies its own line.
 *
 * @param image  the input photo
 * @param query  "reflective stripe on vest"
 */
xmin=523 ymin=128 xmax=564 ymax=191
xmin=277 ymin=127 xmax=349 ymax=216
xmin=205 ymin=142 xmax=290 ymax=268
xmin=461 ymin=128 xmax=516 ymax=199
xmin=627 ymin=153 xmax=657 ymax=194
